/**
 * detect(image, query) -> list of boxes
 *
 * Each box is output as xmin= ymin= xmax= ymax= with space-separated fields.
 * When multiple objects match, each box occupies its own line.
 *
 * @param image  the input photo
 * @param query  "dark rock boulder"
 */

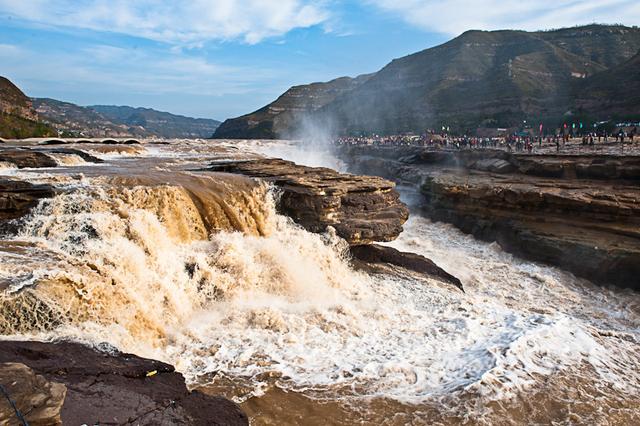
xmin=0 ymin=147 xmax=103 ymax=168
xmin=0 ymin=179 xmax=54 ymax=221
xmin=40 ymin=138 xmax=68 ymax=145
xmin=207 ymin=158 xmax=409 ymax=244
xmin=0 ymin=340 xmax=248 ymax=426
xmin=350 ymin=244 xmax=463 ymax=291
xmin=0 ymin=149 xmax=57 ymax=168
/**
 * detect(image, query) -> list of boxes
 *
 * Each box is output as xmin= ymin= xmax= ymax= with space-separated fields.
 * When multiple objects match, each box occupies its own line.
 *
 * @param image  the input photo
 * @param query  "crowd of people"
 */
xmin=334 ymin=127 xmax=638 ymax=154
xmin=335 ymin=134 xmax=506 ymax=149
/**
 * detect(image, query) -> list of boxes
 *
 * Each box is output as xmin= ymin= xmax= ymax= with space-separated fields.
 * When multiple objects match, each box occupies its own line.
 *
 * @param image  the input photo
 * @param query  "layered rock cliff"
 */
xmin=208 ymin=157 xmax=409 ymax=244
xmin=340 ymin=145 xmax=640 ymax=289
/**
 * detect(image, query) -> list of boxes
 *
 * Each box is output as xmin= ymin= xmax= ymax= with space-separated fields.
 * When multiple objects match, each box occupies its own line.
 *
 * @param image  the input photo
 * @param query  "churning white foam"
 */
xmin=2 ymin=183 xmax=638 ymax=410
xmin=0 ymin=161 xmax=16 ymax=171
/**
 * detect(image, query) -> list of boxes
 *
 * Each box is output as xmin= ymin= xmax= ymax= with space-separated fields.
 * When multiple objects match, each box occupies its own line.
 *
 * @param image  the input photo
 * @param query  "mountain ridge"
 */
xmin=213 ymin=24 xmax=640 ymax=138
xmin=34 ymin=99 xmax=221 ymax=139
xmin=1 ymin=76 xmax=221 ymax=139
xmin=213 ymin=73 xmax=373 ymax=139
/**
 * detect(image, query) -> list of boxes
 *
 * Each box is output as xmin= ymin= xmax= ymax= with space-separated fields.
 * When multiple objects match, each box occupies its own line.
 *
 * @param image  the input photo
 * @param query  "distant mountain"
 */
xmin=213 ymin=74 xmax=373 ymax=139
xmin=33 ymin=98 xmax=139 ymax=137
xmin=90 ymin=105 xmax=220 ymax=139
xmin=214 ymin=24 xmax=640 ymax=138
xmin=33 ymin=100 xmax=220 ymax=139
xmin=0 ymin=77 xmax=55 ymax=138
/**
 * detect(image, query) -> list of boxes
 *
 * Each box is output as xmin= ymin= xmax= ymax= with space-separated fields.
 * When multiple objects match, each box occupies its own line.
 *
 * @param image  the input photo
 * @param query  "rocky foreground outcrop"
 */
xmin=0 ymin=340 xmax=248 ymax=425
xmin=208 ymin=158 xmax=410 ymax=245
xmin=341 ymin=146 xmax=640 ymax=289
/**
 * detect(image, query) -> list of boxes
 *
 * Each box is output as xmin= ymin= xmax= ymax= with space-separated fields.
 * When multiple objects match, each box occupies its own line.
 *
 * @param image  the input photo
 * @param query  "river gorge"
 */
xmin=0 ymin=139 xmax=638 ymax=425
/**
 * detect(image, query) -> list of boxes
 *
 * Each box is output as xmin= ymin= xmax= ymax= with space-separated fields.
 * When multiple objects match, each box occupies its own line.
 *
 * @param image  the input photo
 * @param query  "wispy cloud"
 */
xmin=0 ymin=42 xmax=276 ymax=98
xmin=0 ymin=43 xmax=20 ymax=54
xmin=365 ymin=0 xmax=640 ymax=35
xmin=0 ymin=0 xmax=331 ymax=44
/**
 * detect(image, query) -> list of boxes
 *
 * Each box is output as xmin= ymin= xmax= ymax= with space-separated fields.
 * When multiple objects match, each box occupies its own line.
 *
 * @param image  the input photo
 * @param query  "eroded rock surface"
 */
xmin=0 ymin=362 xmax=66 ymax=425
xmin=341 ymin=146 xmax=640 ymax=289
xmin=0 ymin=340 xmax=248 ymax=426
xmin=0 ymin=147 xmax=104 ymax=168
xmin=208 ymin=158 xmax=409 ymax=244
xmin=0 ymin=179 xmax=55 ymax=221
xmin=351 ymin=244 xmax=463 ymax=291
xmin=0 ymin=149 xmax=57 ymax=168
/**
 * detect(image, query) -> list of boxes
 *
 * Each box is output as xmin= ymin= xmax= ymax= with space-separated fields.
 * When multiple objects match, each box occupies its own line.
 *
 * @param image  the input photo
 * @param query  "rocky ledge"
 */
xmin=208 ymin=158 xmax=409 ymax=245
xmin=0 ymin=340 xmax=248 ymax=425
xmin=0 ymin=179 xmax=55 ymax=222
xmin=341 ymin=146 xmax=640 ymax=289
xmin=0 ymin=147 xmax=103 ymax=168
xmin=350 ymin=244 xmax=463 ymax=291
xmin=206 ymin=158 xmax=463 ymax=288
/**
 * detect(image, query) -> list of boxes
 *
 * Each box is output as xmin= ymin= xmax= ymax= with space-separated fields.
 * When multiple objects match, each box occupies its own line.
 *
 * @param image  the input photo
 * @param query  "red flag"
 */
xmin=539 ymin=123 xmax=543 ymax=134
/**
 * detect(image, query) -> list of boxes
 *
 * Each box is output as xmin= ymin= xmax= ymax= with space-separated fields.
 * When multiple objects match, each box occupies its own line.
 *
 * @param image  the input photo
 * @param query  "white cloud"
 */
xmin=366 ymin=0 xmax=640 ymax=35
xmin=0 ymin=43 xmax=21 ymax=56
xmin=0 ymin=0 xmax=330 ymax=44
xmin=0 ymin=42 xmax=276 ymax=98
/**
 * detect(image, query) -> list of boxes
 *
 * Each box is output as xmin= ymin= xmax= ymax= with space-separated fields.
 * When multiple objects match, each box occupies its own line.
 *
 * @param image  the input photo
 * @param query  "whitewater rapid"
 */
xmin=0 ymin=139 xmax=638 ymax=424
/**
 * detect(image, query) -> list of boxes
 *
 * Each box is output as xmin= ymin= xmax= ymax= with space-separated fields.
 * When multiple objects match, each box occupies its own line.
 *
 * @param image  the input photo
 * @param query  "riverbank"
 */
xmin=339 ymin=145 xmax=640 ymax=288
xmin=1 ymin=139 xmax=639 ymax=425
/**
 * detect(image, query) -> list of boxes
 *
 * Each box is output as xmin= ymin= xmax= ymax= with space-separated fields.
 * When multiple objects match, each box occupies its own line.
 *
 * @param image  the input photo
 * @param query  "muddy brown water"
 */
xmin=0 ymin=139 xmax=638 ymax=425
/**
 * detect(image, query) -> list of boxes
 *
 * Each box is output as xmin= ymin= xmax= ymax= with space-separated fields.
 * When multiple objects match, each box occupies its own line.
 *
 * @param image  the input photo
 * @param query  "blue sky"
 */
xmin=1 ymin=1 xmax=638 ymax=121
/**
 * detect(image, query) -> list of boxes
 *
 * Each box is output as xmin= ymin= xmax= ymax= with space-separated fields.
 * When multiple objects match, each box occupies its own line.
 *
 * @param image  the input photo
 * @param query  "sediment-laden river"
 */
xmin=1 ymin=139 xmax=638 ymax=425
